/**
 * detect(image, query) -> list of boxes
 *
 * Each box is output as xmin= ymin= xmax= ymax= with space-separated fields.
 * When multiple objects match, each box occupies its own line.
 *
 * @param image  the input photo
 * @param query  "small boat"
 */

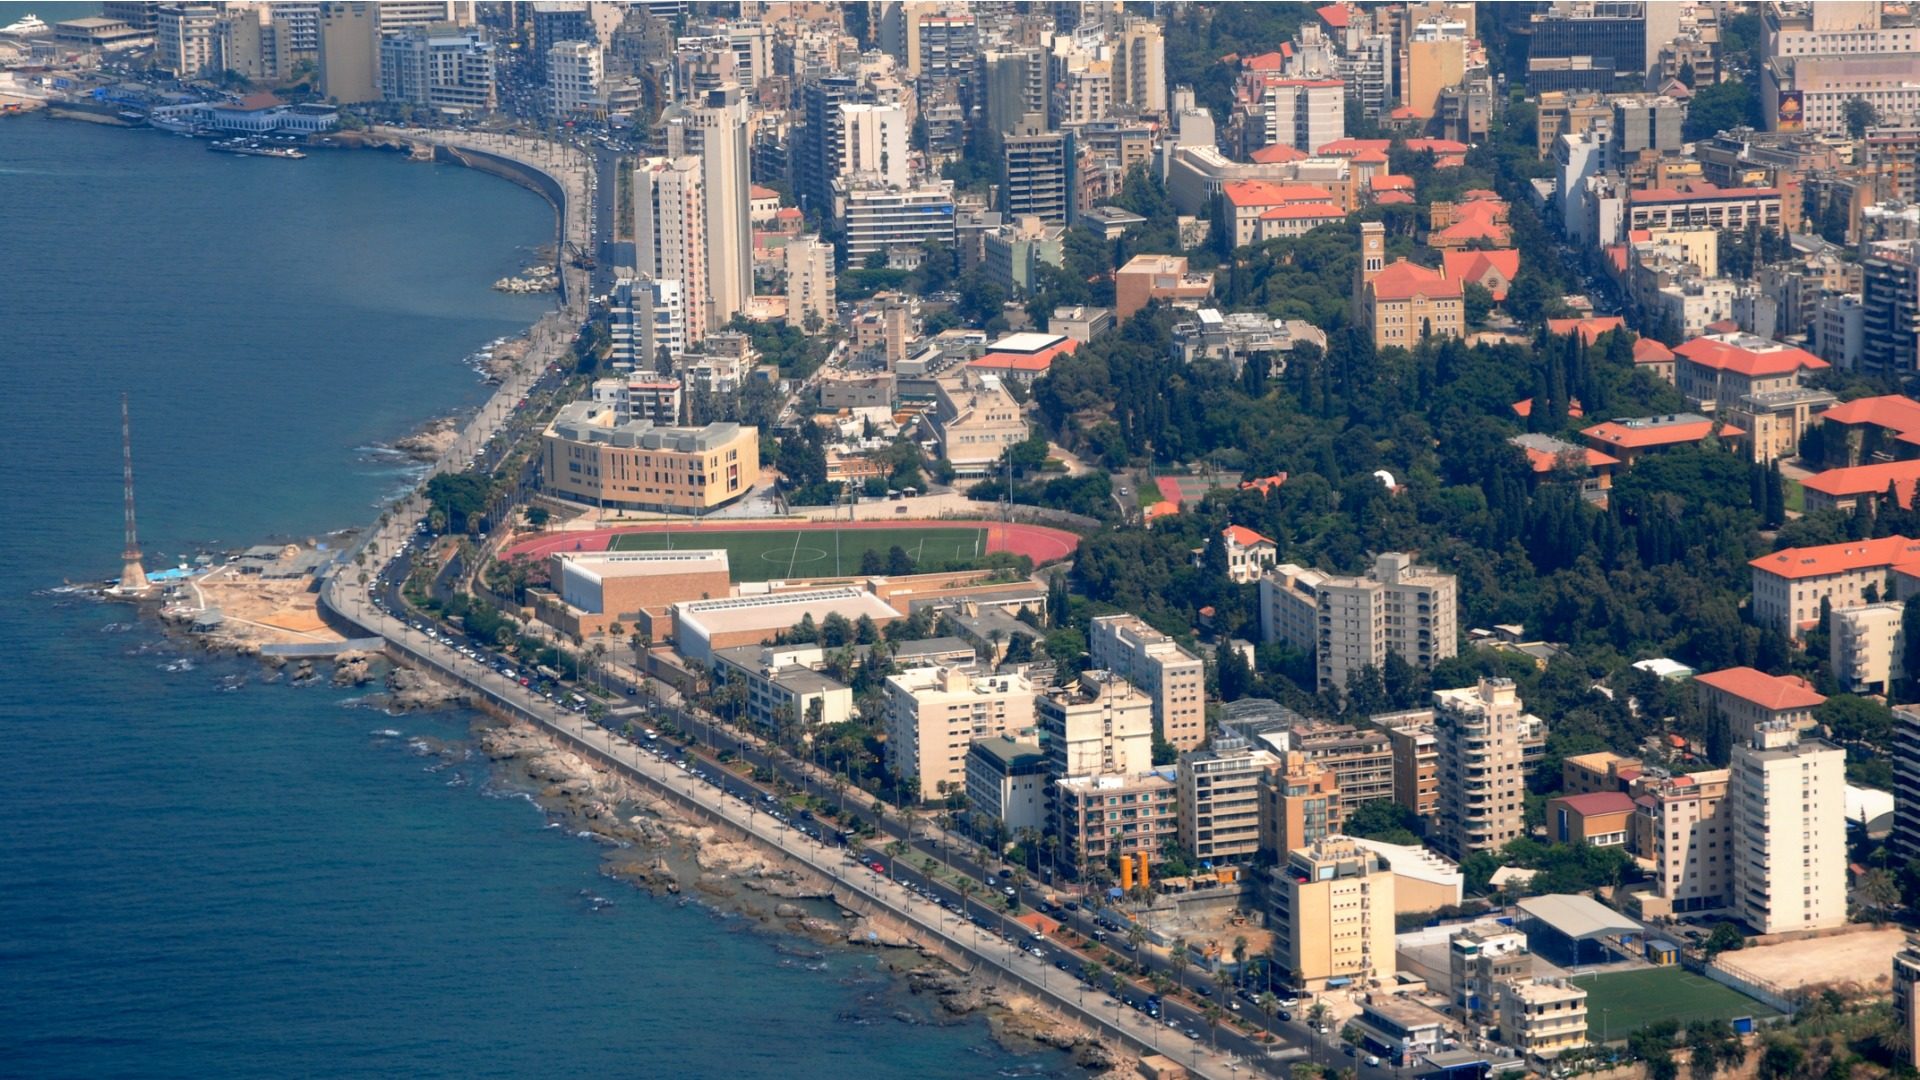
xmin=1 ymin=14 xmax=48 ymax=35
xmin=208 ymin=138 xmax=306 ymax=159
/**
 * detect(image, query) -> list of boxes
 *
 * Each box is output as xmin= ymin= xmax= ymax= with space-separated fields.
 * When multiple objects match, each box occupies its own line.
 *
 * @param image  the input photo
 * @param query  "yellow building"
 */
xmin=540 ymin=400 xmax=759 ymax=514
xmin=1269 ymin=835 xmax=1396 ymax=992
xmin=1356 ymin=222 xmax=1462 ymax=350
xmin=1498 ymin=978 xmax=1588 ymax=1059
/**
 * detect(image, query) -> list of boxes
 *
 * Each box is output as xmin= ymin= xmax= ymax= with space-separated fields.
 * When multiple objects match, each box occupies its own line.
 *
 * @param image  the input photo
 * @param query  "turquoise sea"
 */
xmin=0 ymin=116 xmax=1080 ymax=1077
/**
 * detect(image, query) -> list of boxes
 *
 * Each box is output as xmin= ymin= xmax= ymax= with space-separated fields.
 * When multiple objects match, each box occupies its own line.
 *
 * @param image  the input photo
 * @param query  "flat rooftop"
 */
xmin=557 ymin=549 xmax=730 ymax=579
xmin=675 ymin=586 xmax=902 ymax=637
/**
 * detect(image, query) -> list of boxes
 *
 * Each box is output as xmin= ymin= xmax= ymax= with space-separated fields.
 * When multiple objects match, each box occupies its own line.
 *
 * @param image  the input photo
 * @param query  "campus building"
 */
xmin=540 ymin=401 xmax=758 ymax=515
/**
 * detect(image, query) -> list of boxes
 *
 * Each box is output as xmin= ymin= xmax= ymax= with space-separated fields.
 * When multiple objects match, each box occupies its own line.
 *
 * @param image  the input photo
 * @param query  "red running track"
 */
xmin=503 ymin=519 xmax=1081 ymax=566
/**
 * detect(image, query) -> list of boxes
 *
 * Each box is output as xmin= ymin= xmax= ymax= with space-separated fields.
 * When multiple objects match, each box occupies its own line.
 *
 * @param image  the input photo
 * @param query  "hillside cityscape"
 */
xmin=10 ymin=2 xmax=1920 ymax=1078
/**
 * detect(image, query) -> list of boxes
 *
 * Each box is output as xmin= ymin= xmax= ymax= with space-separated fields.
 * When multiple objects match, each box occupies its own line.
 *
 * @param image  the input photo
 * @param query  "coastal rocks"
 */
xmin=908 ymin=968 xmax=993 ymax=1015
xmin=991 ymin=996 xmax=1124 ymax=1073
xmin=774 ymin=902 xmax=806 ymax=919
xmin=845 ymin=919 xmax=916 ymax=949
xmin=290 ymin=659 xmax=321 ymax=686
xmin=386 ymin=666 xmax=464 ymax=711
xmin=601 ymin=853 xmax=679 ymax=895
xmin=392 ymin=418 xmax=459 ymax=462
xmin=493 ymin=266 xmax=558 ymax=293
xmin=332 ymin=651 xmax=375 ymax=686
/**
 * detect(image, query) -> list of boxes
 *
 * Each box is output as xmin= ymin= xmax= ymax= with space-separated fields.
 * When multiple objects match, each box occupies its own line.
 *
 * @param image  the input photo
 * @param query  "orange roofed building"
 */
xmin=1633 ymin=337 xmax=1676 ymax=383
xmin=1355 ymin=222 xmax=1462 ymax=349
xmin=1199 ymin=525 xmax=1280 ymax=583
xmin=1693 ymin=667 xmax=1825 ymax=746
xmin=1749 ymin=536 xmax=1920 ymax=637
xmin=1801 ymin=459 xmax=1920 ymax=514
xmin=1221 ymin=180 xmax=1349 ymax=245
xmin=1814 ymin=395 xmax=1920 ymax=468
xmin=1443 ymin=249 xmax=1521 ymax=300
xmin=1581 ymin=413 xmax=1743 ymax=468
xmin=1547 ymin=316 xmax=1628 ymax=346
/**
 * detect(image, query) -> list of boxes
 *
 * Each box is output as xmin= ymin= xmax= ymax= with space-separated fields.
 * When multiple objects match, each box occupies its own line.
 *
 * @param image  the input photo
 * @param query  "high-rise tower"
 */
xmin=115 ymin=393 xmax=151 ymax=596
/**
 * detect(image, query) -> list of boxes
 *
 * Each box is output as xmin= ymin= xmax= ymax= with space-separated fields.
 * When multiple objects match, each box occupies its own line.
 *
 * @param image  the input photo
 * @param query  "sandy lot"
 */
xmin=185 ymin=564 xmax=345 ymax=647
xmin=1717 ymin=926 xmax=1906 ymax=994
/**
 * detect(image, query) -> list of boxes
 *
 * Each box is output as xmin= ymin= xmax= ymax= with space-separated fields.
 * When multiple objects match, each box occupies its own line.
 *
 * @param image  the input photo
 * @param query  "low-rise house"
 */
xmin=1580 ymin=413 xmax=1744 ymax=468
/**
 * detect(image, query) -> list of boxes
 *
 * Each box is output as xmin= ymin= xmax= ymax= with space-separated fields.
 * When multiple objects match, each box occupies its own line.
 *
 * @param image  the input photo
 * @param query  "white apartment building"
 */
xmin=663 ymin=83 xmax=752 ymax=332
xmin=1088 ymin=613 xmax=1208 ymax=751
xmin=379 ymin=25 xmax=495 ymax=112
xmin=1748 ymin=535 xmax=1920 ymax=637
xmin=785 ymin=235 xmax=836 ymax=329
xmin=375 ymin=0 xmax=473 ymax=31
xmin=836 ymin=102 xmax=911 ymax=189
xmin=1037 ymin=670 xmax=1155 ymax=781
xmin=1261 ymin=552 xmax=1459 ymax=694
xmin=156 ymin=3 xmax=220 ymax=78
xmin=1729 ymin=722 xmax=1847 ymax=934
xmin=1176 ymin=733 xmax=1278 ymax=865
xmin=883 ymin=666 xmax=1036 ymax=803
xmin=1498 ymin=979 xmax=1588 ymax=1059
xmin=965 ymin=737 xmax=1049 ymax=839
xmin=1432 ymin=678 xmax=1528 ymax=861
xmin=546 ymin=40 xmax=603 ymax=118
xmin=609 ymin=275 xmax=688 ymax=369
xmin=632 ymin=156 xmax=709 ymax=349
xmin=835 ymin=180 xmax=958 ymax=260
xmin=1636 ymin=768 xmax=1733 ymax=915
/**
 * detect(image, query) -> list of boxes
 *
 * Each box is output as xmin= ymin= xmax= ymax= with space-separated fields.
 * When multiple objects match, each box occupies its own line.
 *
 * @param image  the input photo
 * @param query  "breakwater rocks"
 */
xmin=907 ymin=970 xmax=1130 ymax=1074
xmin=493 ymin=266 xmax=557 ymax=293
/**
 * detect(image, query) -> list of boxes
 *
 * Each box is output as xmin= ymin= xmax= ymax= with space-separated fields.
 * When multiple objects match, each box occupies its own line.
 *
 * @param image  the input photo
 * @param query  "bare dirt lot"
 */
xmin=1717 ymin=926 xmax=1906 ymax=995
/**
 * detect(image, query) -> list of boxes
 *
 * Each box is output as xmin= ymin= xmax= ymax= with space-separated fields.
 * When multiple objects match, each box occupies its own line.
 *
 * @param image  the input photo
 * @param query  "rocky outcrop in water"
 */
xmin=386 ymin=666 xmax=463 ymax=710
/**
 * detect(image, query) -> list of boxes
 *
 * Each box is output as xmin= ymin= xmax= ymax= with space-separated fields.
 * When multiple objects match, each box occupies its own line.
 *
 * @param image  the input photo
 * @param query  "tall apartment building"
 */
xmin=667 ymin=83 xmax=752 ymax=332
xmin=547 ymin=40 xmax=604 ymax=117
xmin=1432 ymin=678 xmax=1529 ymax=861
xmin=1748 ymin=535 xmax=1920 ymax=638
xmin=835 ymin=102 xmax=911 ymax=189
xmin=1290 ymin=720 xmax=1395 ymax=807
xmin=101 ymin=1 xmax=159 ymax=32
xmin=1382 ymin=712 xmax=1440 ymax=817
xmin=796 ymin=74 xmax=876 ymax=213
xmin=1527 ymin=1 xmax=1650 ymax=90
xmin=966 ymin=737 xmax=1049 ymax=839
xmin=982 ymin=47 xmax=1049 ymax=135
xmin=1635 ymin=768 xmax=1733 ymax=915
xmin=1003 ymin=115 xmax=1073 ymax=225
xmin=1254 ymin=78 xmax=1345 ymax=155
xmin=156 ymin=3 xmax=220 ymax=79
xmin=1260 ymin=550 xmax=1459 ymax=694
xmin=883 ymin=666 xmax=1036 ymax=803
xmin=1864 ymin=239 xmax=1920 ymax=375
xmin=1054 ymin=771 xmax=1178 ymax=875
xmin=632 ymin=156 xmax=709 ymax=350
xmin=1269 ymin=836 xmax=1397 ymax=992
xmin=317 ymin=2 xmax=380 ymax=105
xmin=215 ymin=8 xmax=290 ymax=82
xmin=1450 ymin=924 xmax=1532 ymax=1021
xmin=1894 ymin=707 xmax=1920 ymax=868
xmin=785 ymin=236 xmax=835 ymax=330
xmin=1037 ymin=670 xmax=1155 ymax=780
xmin=1899 ymin=938 xmax=1920 ymax=1073
xmin=1832 ymin=601 xmax=1908 ymax=694
xmin=376 ymin=1 xmax=473 ymax=31
xmin=835 ymin=181 xmax=958 ymax=261
xmin=1113 ymin=16 xmax=1166 ymax=114
xmin=1729 ymin=722 xmax=1847 ymax=934
xmin=1257 ymin=750 xmax=1340 ymax=860
xmin=379 ymin=25 xmax=496 ymax=112
xmin=1177 ymin=733 xmax=1278 ymax=866
xmin=1087 ymin=614 xmax=1207 ymax=751
xmin=609 ymin=276 xmax=688 ymax=370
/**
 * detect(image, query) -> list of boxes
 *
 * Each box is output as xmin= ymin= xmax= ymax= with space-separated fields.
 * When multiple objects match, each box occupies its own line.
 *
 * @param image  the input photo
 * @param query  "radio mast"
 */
xmin=115 ymin=393 xmax=151 ymax=595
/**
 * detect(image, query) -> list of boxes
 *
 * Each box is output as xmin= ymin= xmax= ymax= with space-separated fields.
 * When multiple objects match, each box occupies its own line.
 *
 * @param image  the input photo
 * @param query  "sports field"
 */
xmin=1567 ymin=967 xmax=1779 ymax=1041
xmin=608 ymin=525 xmax=991 ymax=581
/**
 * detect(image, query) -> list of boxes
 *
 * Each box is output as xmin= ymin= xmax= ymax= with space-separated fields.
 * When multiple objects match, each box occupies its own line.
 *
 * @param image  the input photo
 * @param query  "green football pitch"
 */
xmin=1566 ymin=966 xmax=1779 ymax=1041
xmin=606 ymin=526 xmax=990 ymax=581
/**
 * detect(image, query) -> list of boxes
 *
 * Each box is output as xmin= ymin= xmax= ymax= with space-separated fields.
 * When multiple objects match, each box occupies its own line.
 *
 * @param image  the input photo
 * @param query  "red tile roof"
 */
xmin=1547 ymin=316 xmax=1628 ymax=345
xmin=1520 ymin=443 xmax=1618 ymax=473
xmin=1222 ymin=180 xmax=1338 ymax=207
xmin=1551 ymin=791 xmax=1637 ymax=817
xmin=1673 ymin=334 xmax=1828 ymax=378
xmin=1242 ymin=51 xmax=1286 ymax=71
xmin=1704 ymin=319 xmax=1740 ymax=334
xmin=1316 ymin=2 xmax=1352 ymax=29
xmin=1694 ymin=667 xmax=1826 ymax=711
xmin=1316 ymin=138 xmax=1392 ymax=157
xmin=1375 ymin=191 xmax=1416 ymax=205
xmin=750 ymin=184 xmax=780 ymax=199
xmin=1633 ymin=338 xmax=1674 ymax=363
xmin=1249 ymin=143 xmax=1310 ymax=164
xmin=1583 ymin=417 xmax=1742 ymax=449
xmin=1749 ymin=536 xmax=1920 ymax=581
xmin=1800 ymin=460 xmax=1920 ymax=507
xmin=1512 ymin=397 xmax=1585 ymax=419
xmin=1819 ymin=395 xmax=1920 ymax=436
xmin=1443 ymin=249 xmax=1521 ymax=299
xmin=1240 ymin=473 xmax=1288 ymax=494
xmin=1370 ymin=173 xmax=1416 ymax=192
xmin=1629 ymin=182 xmax=1782 ymax=205
xmin=1368 ymin=259 xmax=1460 ymax=302
xmin=1223 ymin=525 xmax=1276 ymax=548
xmin=1431 ymin=200 xmax=1512 ymax=244
xmin=967 ymin=337 xmax=1079 ymax=374
xmin=1353 ymin=149 xmax=1390 ymax=165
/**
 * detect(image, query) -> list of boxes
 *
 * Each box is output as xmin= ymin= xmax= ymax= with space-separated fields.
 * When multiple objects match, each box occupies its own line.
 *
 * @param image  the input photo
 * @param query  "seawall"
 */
xmin=432 ymin=144 xmax=570 ymax=306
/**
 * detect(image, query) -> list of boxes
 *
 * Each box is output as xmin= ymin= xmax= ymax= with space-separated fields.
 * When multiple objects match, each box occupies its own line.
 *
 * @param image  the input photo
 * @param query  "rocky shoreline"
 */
xmin=469 ymin=713 xmax=1141 ymax=1077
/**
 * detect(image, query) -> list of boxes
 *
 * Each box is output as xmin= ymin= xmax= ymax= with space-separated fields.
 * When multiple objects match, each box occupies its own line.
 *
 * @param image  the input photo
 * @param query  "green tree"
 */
xmin=1463 ymin=281 xmax=1494 ymax=328
xmin=1703 ymin=922 xmax=1745 ymax=957
xmin=1845 ymin=96 xmax=1883 ymax=138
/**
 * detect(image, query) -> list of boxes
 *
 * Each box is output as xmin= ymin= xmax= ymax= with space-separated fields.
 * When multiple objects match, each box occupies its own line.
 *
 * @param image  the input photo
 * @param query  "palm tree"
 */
xmin=1204 ymin=1002 xmax=1225 ymax=1050
xmin=1127 ymin=922 xmax=1148 ymax=957
xmin=1258 ymin=991 xmax=1280 ymax=1039
xmin=1171 ymin=937 xmax=1191 ymax=994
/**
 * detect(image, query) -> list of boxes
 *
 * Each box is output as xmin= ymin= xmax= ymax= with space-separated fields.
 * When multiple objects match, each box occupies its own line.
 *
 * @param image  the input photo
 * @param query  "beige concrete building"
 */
xmin=317 ymin=2 xmax=380 ymax=104
xmin=1749 ymin=535 xmax=1920 ymax=638
xmin=1258 ymin=750 xmax=1339 ymax=861
xmin=1037 ymin=670 xmax=1155 ymax=781
xmin=1382 ymin=712 xmax=1439 ymax=816
xmin=1432 ymin=678 xmax=1528 ymax=861
xmin=156 ymin=3 xmax=220 ymax=78
xmin=1260 ymin=551 xmax=1459 ymax=695
xmin=1730 ymin=722 xmax=1847 ymax=935
xmin=711 ymin=643 xmax=856 ymax=732
xmin=1404 ymin=37 xmax=1465 ymax=120
xmin=1561 ymin=750 xmax=1640 ymax=796
xmin=540 ymin=401 xmax=759 ymax=515
xmin=537 ymin=549 xmax=731 ymax=640
xmin=1114 ymin=253 xmax=1214 ymax=321
xmin=1694 ymin=666 xmax=1825 ymax=749
xmin=1177 ymin=733 xmax=1278 ymax=866
xmin=1291 ymin=720 xmax=1396 ymax=807
xmin=1088 ymin=613 xmax=1208 ymax=751
xmin=1834 ymin=601 xmax=1908 ymax=693
xmin=927 ymin=368 xmax=1028 ymax=477
xmin=1633 ymin=768 xmax=1732 ymax=916
xmin=965 ymin=737 xmax=1048 ymax=839
xmin=1895 ymin=937 xmax=1920 ymax=1073
xmin=784 ymin=235 xmax=836 ymax=329
xmin=1450 ymin=924 xmax=1531 ymax=1021
xmin=883 ymin=666 xmax=1036 ymax=803
xmin=1054 ymin=771 xmax=1178 ymax=874
xmin=1498 ymin=978 xmax=1588 ymax=1059
xmin=1268 ymin=836 xmax=1397 ymax=992
xmin=669 ymin=586 xmax=902 ymax=667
